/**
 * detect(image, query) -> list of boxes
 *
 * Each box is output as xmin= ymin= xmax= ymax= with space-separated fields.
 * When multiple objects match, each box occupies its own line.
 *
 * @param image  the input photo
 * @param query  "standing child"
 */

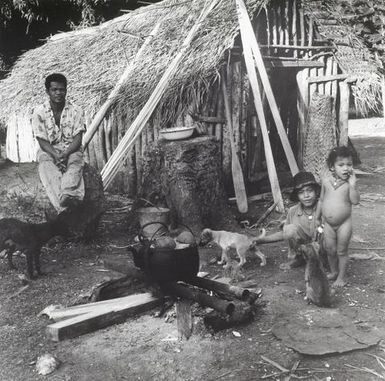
xmin=316 ymin=146 xmax=360 ymax=287
xmin=254 ymin=171 xmax=321 ymax=270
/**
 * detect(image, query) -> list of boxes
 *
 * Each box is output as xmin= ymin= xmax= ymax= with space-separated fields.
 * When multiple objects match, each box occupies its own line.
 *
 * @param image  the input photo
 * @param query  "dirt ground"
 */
xmin=1 ymin=132 xmax=385 ymax=381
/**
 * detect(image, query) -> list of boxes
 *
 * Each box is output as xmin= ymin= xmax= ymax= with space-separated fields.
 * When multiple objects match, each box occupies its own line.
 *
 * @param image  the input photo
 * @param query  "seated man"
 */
xmin=32 ymin=73 xmax=86 ymax=213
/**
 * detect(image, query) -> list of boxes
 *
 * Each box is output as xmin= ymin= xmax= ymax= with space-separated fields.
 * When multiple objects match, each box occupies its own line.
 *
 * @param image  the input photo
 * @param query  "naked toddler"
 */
xmin=316 ymin=146 xmax=360 ymax=287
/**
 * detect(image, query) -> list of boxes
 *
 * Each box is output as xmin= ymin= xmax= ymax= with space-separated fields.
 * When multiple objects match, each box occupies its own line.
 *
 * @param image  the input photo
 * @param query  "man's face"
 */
xmin=46 ymin=81 xmax=66 ymax=105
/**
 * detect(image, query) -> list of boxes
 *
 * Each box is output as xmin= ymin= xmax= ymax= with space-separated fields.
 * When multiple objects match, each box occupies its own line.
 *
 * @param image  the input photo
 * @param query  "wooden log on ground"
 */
xmin=47 ymin=293 xmax=163 ymax=341
xmin=188 ymin=277 xmax=250 ymax=301
xmin=162 ymin=282 xmax=236 ymax=315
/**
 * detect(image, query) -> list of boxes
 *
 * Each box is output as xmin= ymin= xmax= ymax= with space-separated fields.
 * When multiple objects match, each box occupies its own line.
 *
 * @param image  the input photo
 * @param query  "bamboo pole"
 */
xmin=215 ymin=87 xmax=224 ymax=141
xmin=338 ymin=81 xmax=350 ymax=146
xmin=101 ymin=0 xmax=220 ymax=189
xmin=271 ymin=8 xmax=277 ymax=48
xmin=222 ymin=78 xmax=248 ymax=213
xmin=231 ymin=61 xmax=242 ymax=153
xmin=82 ymin=22 xmax=161 ymax=149
xmin=381 ymin=75 xmax=385 ymax=126
xmin=296 ymin=69 xmax=308 ymax=167
xmin=104 ymin=117 xmax=112 ymax=159
xmin=315 ymin=55 xmax=324 ymax=94
xmin=299 ymin=6 xmax=305 ymax=56
xmin=284 ymin=0 xmax=289 ymax=48
xmin=235 ymin=0 xmax=284 ymax=212
xmin=331 ymin=59 xmax=338 ymax=99
xmin=235 ymin=0 xmax=299 ymax=176
xmin=292 ymin=0 xmax=298 ymax=58
xmin=264 ymin=7 xmax=271 ymax=56
xmin=324 ymin=56 xmax=333 ymax=95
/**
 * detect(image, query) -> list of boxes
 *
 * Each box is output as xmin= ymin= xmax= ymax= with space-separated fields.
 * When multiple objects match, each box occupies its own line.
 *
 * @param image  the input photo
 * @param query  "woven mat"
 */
xmin=303 ymin=92 xmax=337 ymax=182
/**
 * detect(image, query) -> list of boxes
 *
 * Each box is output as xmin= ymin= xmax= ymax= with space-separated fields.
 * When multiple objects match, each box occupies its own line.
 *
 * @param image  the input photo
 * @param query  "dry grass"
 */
xmin=0 ymin=0 xmax=265 ymax=129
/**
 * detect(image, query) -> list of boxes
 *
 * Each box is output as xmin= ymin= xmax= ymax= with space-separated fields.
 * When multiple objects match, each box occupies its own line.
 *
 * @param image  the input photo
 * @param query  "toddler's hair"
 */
xmin=327 ymin=146 xmax=352 ymax=168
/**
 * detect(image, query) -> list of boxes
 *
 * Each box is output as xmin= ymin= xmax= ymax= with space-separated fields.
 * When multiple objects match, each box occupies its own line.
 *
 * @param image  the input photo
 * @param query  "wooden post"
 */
xmin=296 ymin=69 xmax=309 ymax=168
xmin=236 ymin=0 xmax=284 ymax=212
xmin=222 ymin=78 xmax=248 ymax=213
xmin=292 ymin=0 xmax=298 ymax=58
xmin=235 ymin=0 xmax=299 ymax=176
xmin=338 ymin=81 xmax=350 ymax=146
xmin=382 ymin=75 xmax=385 ymax=127
xmin=324 ymin=56 xmax=333 ymax=95
xmin=176 ymin=299 xmax=193 ymax=340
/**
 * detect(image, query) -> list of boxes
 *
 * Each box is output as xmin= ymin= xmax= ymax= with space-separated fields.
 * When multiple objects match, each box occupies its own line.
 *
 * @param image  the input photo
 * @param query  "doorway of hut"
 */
xmin=245 ymin=66 xmax=299 ymax=196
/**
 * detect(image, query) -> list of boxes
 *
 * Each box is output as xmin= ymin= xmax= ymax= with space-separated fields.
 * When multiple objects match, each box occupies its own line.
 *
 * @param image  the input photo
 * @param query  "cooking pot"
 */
xmin=127 ymin=222 xmax=199 ymax=282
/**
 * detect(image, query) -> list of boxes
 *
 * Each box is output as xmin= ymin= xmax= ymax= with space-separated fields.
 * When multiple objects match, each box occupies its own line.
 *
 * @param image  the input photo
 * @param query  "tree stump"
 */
xmin=138 ymin=136 xmax=234 ymax=235
xmin=5 ymin=162 xmax=106 ymax=240
xmin=60 ymin=163 xmax=107 ymax=240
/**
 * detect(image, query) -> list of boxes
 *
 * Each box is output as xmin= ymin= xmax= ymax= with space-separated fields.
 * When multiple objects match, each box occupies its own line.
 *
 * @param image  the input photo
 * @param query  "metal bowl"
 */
xmin=160 ymin=126 xmax=195 ymax=141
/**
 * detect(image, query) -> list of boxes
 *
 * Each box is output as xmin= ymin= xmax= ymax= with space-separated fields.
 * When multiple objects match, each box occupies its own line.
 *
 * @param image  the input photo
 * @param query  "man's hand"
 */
xmin=55 ymin=152 xmax=68 ymax=172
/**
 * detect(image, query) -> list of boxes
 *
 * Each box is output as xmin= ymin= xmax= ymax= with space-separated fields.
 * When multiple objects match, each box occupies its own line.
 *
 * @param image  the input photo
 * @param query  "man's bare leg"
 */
xmin=38 ymin=151 xmax=65 ymax=213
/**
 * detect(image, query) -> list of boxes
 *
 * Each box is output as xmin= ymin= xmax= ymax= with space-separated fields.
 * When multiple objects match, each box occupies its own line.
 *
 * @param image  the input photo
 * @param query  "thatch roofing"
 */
xmin=305 ymin=0 xmax=383 ymax=116
xmin=0 ymin=0 xmax=382 ymax=130
xmin=0 ymin=0 xmax=264 ymax=128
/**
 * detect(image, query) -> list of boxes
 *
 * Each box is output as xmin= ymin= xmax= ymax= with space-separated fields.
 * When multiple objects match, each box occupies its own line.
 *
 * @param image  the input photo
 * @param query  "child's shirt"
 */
xmin=285 ymin=202 xmax=318 ymax=241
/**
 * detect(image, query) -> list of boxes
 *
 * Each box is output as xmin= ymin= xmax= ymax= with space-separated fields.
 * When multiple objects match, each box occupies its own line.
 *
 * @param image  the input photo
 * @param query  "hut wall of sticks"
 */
xmin=0 ymin=0 xmax=381 ymax=195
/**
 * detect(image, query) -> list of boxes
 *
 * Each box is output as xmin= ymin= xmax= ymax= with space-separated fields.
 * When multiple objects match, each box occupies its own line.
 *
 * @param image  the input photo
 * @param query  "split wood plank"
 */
xmin=235 ymin=0 xmax=299 ymax=177
xmin=46 ymin=295 xmax=150 ymax=322
xmin=47 ymin=293 xmax=162 ymax=341
xmin=82 ymin=22 xmax=161 ymax=149
xmin=222 ymin=78 xmax=248 ymax=213
xmin=101 ymin=0 xmax=220 ymax=189
xmin=235 ymin=0 xmax=284 ymax=212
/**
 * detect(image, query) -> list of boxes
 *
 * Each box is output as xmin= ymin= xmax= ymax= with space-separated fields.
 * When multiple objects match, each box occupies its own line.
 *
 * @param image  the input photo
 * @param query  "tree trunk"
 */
xmin=138 ymin=136 xmax=234 ymax=235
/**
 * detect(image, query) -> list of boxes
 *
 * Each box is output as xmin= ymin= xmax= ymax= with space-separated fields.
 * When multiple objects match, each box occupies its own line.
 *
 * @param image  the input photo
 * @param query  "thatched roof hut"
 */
xmin=0 ymin=0 xmax=263 ymax=127
xmin=0 ymin=0 xmax=381 ymax=193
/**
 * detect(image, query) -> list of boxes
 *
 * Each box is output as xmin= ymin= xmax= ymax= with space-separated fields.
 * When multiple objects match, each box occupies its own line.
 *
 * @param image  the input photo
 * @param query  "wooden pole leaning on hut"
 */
xmin=338 ymin=80 xmax=350 ymax=146
xmin=235 ymin=0 xmax=299 ymax=177
xmin=235 ymin=0 xmax=284 ymax=212
xmin=101 ymin=0 xmax=220 ymax=189
xmin=82 ymin=22 xmax=161 ymax=149
xmin=222 ymin=78 xmax=248 ymax=213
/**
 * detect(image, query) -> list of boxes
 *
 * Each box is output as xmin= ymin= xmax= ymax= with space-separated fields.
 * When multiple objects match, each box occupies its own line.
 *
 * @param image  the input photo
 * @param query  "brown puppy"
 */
xmin=300 ymin=242 xmax=332 ymax=307
xmin=199 ymin=228 xmax=266 ymax=268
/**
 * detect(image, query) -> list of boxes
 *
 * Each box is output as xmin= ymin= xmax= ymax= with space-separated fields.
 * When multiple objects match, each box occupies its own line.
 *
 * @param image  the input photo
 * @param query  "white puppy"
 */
xmin=199 ymin=228 xmax=266 ymax=268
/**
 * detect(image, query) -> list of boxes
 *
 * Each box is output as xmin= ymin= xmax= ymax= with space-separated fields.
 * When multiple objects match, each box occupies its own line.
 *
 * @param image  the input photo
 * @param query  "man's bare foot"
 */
xmin=327 ymin=272 xmax=338 ymax=281
xmin=332 ymin=277 xmax=347 ymax=288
